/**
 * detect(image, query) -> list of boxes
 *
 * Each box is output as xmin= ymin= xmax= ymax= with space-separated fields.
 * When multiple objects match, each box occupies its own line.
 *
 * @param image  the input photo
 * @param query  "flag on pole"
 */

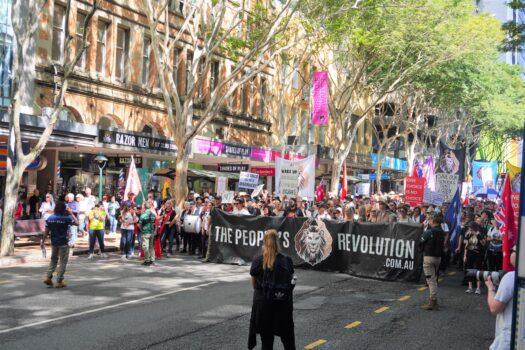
xmin=315 ymin=180 xmax=326 ymax=202
xmin=340 ymin=161 xmax=348 ymax=200
xmin=422 ymin=156 xmax=436 ymax=191
xmin=412 ymin=160 xmax=423 ymax=178
xmin=311 ymin=71 xmax=329 ymax=125
xmin=124 ymin=156 xmax=142 ymax=200
xmin=499 ymin=174 xmax=517 ymax=271
xmin=162 ymin=180 xmax=171 ymax=200
xmin=445 ymin=188 xmax=462 ymax=252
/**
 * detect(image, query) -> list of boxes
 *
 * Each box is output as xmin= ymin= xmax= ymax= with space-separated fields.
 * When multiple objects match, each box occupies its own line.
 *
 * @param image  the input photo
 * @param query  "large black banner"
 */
xmin=209 ymin=209 xmax=424 ymax=282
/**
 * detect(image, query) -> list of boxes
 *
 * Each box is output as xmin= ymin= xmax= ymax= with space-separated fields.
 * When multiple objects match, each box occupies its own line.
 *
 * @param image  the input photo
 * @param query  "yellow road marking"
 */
xmin=418 ymin=286 xmax=428 ymax=292
xmin=374 ymin=306 xmax=389 ymax=314
xmin=398 ymin=295 xmax=411 ymax=301
xmin=0 ymin=280 xmax=8 ymax=285
xmin=447 ymin=271 xmax=456 ymax=276
xmin=345 ymin=321 xmax=362 ymax=329
xmin=304 ymin=339 xmax=327 ymax=349
xmin=438 ymin=278 xmax=444 ymax=283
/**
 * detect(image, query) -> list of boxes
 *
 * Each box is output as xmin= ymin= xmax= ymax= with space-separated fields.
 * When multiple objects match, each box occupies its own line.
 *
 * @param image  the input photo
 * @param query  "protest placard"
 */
xmin=238 ymin=172 xmax=259 ymax=190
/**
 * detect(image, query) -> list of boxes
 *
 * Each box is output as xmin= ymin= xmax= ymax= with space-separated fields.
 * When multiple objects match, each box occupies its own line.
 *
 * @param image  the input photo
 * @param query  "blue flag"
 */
xmin=445 ymin=188 xmax=462 ymax=251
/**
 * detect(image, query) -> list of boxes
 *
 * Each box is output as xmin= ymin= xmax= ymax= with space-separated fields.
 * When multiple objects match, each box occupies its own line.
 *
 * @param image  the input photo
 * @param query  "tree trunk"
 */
xmin=330 ymin=151 xmax=345 ymax=194
xmin=0 ymin=168 xmax=22 ymax=256
xmin=406 ymin=141 xmax=417 ymax=175
xmin=376 ymin=164 xmax=383 ymax=194
xmin=173 ymin=150 xmax=190 ymax=210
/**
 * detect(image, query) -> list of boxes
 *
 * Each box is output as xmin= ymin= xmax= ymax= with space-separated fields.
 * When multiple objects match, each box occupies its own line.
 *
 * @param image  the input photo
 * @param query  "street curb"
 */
xmin=72 ymin=246 xmax=120 ymax=256
xmin=0 ymin=254 xmax=46 ymax=268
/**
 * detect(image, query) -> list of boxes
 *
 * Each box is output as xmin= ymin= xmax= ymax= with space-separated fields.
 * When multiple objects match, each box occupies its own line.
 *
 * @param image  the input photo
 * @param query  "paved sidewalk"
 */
xmin=0 ymin=232 xmax=122 ymax=267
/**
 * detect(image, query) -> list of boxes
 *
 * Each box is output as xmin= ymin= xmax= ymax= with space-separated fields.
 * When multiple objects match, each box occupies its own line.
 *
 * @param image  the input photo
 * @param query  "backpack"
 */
xmin=262 ymin=255 xmax=294 ymax=302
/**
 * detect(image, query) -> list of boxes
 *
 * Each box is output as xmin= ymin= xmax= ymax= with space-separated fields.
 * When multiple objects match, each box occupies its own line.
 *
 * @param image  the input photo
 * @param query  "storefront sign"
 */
xmin=238 ymin=172 xmax=260 ymax=190
xmin=251 ymin=167 xmax=275 ymax=177
xmin=250 ymin=148 xmax=273 ymax=162
xmin=192 ymin=138 xmax=224 ymax=156
xmin=223 ymin=143 xmax=251 ymax=157
xmin=107 ymin=156 xmax=143 ymax=168
xmin=404 ymin=176 xmax=426 ymax=207
xmin=99 ymin=130 xmax=177 ymax=153
xmin=218 ymin=163 xmax=249 ymax=173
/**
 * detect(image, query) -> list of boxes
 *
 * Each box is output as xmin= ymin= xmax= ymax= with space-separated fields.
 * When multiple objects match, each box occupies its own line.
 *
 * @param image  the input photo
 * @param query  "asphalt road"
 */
xmin=0 ymin=253 xmax=494 ymax=350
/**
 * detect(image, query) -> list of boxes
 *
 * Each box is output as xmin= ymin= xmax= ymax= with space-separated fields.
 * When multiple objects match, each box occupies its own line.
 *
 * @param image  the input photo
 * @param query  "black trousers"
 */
xmin=260 ymin=333 xmax=296 ymax=350
xmin=189 ymin=233 xmax=200 ymax=254
xmin=181 ymin=229 xmax=188 ymax=252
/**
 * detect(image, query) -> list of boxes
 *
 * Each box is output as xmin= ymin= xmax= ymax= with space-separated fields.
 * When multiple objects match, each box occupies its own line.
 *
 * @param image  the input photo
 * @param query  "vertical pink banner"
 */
xmin=311 ymin=71 xmax=329 ymax=125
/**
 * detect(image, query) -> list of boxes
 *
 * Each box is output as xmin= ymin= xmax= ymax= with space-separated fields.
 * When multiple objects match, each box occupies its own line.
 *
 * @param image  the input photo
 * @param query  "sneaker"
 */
xmin=126 ymin=255 xmax=132 ymax=260
xmin=101 ymin=253 xmax=108 ymax=258
xmin=475 ymin=288 xmax=481 ymax=295
xmin=166 ymin=253 xmax=172 ymax=257
xmin=121 ymin=255 xmax=127 ymax=261
xmin=465 ymin=288 xmax=473 ymax=293
xmin=43 ymin=277 xmax=53 ymax=287
xmin=87 ymin=254 xmax=94 ymax=260
xmin=55 ymin=281 xmax=67 ymax=288
xmin=142 ymin=261 xmax=150 ymax=266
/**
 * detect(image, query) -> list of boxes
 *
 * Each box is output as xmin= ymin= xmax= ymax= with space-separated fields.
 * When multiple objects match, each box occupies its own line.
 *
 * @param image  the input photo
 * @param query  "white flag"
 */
xmin=124 ymin=156 xmax=142 ymax=199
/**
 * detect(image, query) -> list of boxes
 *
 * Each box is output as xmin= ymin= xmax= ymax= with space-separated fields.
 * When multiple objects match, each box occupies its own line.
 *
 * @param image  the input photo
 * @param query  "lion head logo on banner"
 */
xmin=294 ymin=219 xmax=333 ymax=266
xmin=439 ymin=150 xmax=460 ymax=174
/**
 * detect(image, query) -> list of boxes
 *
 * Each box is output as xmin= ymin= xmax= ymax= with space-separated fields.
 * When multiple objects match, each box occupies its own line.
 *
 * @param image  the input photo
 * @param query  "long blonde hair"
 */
xmin=262 ymin=229 xmax=280 ymax=270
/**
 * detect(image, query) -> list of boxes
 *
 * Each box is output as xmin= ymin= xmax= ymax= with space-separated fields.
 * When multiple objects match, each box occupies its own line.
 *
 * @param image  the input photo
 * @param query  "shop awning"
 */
xmin=154 ymin=168 xmax=240 ymax=180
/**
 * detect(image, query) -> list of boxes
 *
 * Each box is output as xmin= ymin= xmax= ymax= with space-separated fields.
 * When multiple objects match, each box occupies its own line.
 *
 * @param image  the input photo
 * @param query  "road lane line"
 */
xmin=447 ymin=271 xmax=456 ymax=276
xmin=0 ymin=280 xmax=8 ymax=285
xmin=0 ymin=281 xmax=217 ymax=335
xmin=398 ymin=295 xmax=411 ymax=301
xmin=374 ymin=306 xmax=389 ymax=314
xmin=345 ymin=321 xmax=361 ymax=329
xmin=304 ymin=339 xmax=327 ymax=349
xmin=418 ymin=286 xmax=427 ymax=292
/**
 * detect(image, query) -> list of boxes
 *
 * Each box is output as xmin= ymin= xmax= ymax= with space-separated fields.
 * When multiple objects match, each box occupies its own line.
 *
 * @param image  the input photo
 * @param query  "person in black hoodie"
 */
xmin=248 ymin=229 xmax=295 ymax=350
xmin=419 ymin=212 xmax=446 ymax=311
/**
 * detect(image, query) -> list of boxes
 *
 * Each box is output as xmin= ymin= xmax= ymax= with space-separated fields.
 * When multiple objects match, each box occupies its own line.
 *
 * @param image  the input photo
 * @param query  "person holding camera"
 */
xmin=419 ymin=212 xmax=446 ymax=311
xmin=485 ymin=245 xmax=516 ymax=350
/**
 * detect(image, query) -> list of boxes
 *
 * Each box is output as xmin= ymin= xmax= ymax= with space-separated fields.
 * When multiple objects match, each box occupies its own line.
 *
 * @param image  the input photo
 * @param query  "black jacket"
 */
xmin=419 ymin=226 xmax=445 ymax=258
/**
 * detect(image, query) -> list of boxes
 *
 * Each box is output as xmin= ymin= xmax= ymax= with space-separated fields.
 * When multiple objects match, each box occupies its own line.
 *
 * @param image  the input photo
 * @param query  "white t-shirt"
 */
xmin=39 ymin=202 xmax=55 ymax=220
xmin=490 ymin=271 xmax=515 ymax=350
xmin=233 ymin=207 xmax=250 ymax=216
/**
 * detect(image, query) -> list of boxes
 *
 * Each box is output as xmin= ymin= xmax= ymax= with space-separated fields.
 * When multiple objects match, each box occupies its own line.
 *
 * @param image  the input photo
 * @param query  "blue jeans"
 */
xmin=89 ymin=229 xmax=105 ymax=254
xmin=109 ymin=215 xmax=118 ymax=234
xmin=120 ymin=229 xmax=133 ymax=257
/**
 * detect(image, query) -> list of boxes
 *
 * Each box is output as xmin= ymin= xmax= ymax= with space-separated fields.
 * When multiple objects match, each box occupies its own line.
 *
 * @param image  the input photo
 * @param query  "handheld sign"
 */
xmin=251 ymin=184 xmax=264 ymax=198
xmin=221 ymin=191 xmax=235 ymax=204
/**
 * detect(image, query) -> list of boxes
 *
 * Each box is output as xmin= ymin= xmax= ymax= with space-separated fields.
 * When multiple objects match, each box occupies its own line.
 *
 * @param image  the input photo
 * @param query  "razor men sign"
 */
xmin=208 ymin=209 xmax=423 ymax=282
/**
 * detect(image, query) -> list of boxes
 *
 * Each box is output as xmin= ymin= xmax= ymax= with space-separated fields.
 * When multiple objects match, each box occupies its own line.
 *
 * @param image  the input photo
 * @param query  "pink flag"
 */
xmin=124 ymin=156 xmax=142 ymax=200
xmin=311 ymin=71 xmax=329 ymax=125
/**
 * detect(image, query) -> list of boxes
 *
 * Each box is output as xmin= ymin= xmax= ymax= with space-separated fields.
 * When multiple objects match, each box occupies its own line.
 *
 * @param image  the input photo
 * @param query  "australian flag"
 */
xmin=445 ymin=188 xmax=462 ymax=251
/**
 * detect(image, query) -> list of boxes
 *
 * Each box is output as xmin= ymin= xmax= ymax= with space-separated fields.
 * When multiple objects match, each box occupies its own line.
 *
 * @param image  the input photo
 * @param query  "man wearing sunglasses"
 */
xmin=232 ymin=198 xmax=250 ymax=216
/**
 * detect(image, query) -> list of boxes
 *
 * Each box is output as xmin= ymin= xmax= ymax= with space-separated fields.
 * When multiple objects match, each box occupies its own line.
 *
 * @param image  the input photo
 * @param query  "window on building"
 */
xmin=52 ymin=4 xmax=66 ymax=62
xmin=96 ymin=20 xmax=109 ymax=75
xmin=115 ymin=27 xmax=129 ymax=81
xmin=186 ymin=51 xmax=193 ymax=95
xmin=248 ymin=77 xmax=255 ymax=115
xmin=0 ymin=0 xmax=13 ymax=107
xmin=240 ymin=83 xmax=247 ymax=113
xmin=98 ymin=116 xmax=117 ymax=129
xmin=259 ymin=77 xmax=267 ymax=118
xmin=142 ymin=35 xmax=151 ymax=86
xmin=75 ymin=12 xmax=87 ymax=69
xmin=211 ymin=60 xmax=220 ymax=92
xmin=197 ymin=59 xmax=205 ymax=99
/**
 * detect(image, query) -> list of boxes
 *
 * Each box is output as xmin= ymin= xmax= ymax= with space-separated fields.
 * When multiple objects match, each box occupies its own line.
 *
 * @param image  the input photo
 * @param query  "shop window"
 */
xmin=142 ymin=124 xmax=159 ymax=137
xmin=52 ymin=4 xmax=66 ymax=62
xmin=75 ymin=11 xmax=87 ymax=69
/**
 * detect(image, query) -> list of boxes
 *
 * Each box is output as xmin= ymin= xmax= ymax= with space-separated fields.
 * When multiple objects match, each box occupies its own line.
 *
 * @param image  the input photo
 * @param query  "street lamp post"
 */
xmin=93 ymin=153 xmax=108 ymax=200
